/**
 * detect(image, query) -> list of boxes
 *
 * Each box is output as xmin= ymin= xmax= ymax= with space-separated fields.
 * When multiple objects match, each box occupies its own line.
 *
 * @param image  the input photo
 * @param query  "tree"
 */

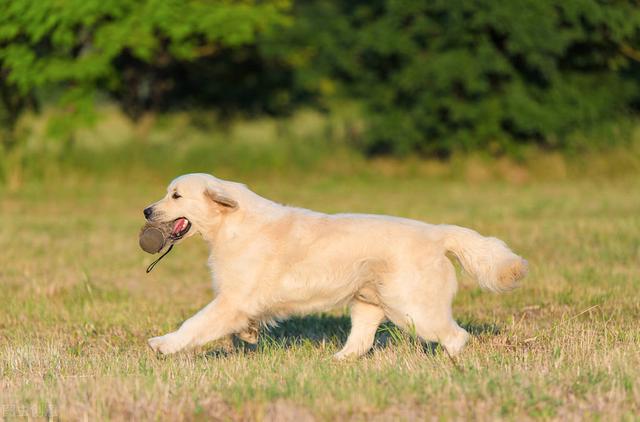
xmin=275 ymin=0 xmax=640 ymax=155
xmin=0 ymin=0 xmax=290 ymax=147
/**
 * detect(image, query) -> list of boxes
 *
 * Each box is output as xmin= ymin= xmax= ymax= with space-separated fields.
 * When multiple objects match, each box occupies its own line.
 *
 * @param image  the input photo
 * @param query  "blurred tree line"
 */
xmin=1 ymin=0 xmax=640 ymax=156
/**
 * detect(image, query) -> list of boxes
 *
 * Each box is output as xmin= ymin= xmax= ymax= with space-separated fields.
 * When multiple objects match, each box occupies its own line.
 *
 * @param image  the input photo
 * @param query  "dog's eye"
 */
xmin=172 ymin=192 xmax=182 ymax=199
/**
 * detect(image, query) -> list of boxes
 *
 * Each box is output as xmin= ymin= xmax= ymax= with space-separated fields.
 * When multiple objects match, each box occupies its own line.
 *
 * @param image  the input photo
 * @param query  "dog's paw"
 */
xmin=332 ymin=351 xmax=348 ymax=361
xmin=332 ymin=349 xmax=359 ymax=361
xmin=236 ymin=326 xmax=259 ymax=344
xmin=148 ymin=332 xmax=187 ymax=355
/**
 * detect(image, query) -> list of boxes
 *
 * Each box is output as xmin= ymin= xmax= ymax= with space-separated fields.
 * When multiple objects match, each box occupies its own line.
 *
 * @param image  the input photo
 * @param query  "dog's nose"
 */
xmin=143 ymin=207 xmax=153 ymax=219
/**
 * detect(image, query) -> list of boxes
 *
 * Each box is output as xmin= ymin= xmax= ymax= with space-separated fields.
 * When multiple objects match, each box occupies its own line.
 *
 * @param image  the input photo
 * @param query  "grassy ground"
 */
xmin=1 ymin=171 xmax=639 ymax=420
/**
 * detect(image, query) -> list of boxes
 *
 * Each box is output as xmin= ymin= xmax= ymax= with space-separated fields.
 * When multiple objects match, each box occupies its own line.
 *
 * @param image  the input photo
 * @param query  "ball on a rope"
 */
xmin=139 ymin=225 xmax=167 ymax=254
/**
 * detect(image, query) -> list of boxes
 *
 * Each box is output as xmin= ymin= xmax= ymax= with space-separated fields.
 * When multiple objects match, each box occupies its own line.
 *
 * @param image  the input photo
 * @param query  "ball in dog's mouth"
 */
xmin=139 ymin=226 xmax=166 ymax=254
xmin=139 ymin=217 xmax=191 ymax=254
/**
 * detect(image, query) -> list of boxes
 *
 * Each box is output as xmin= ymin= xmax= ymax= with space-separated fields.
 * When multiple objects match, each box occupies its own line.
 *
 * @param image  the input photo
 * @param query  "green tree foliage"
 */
xmin=1 ymin=0 xmax=640 ymax=155
xmin=0 ymin=0 xmax=290 ymax=145
xmin=272 ymin=0 xmax=640 ymax=155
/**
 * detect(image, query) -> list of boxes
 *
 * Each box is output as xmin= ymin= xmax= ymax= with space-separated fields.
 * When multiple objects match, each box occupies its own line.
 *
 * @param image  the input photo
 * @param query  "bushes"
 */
xmin=1 ymin=0 xmax=640 ymax=156
xmin=275 ymin=0 xmax=640 ymax=155
xmin=0 ymin=0 xmax=290 ymax=144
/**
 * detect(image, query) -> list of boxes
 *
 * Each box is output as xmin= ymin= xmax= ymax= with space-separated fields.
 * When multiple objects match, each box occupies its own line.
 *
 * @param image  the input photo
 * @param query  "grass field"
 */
xmin=1 ymin=171 xmax=639 ymax=420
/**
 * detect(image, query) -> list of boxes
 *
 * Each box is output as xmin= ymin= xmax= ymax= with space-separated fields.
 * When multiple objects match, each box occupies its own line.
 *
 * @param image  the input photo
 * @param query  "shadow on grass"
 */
xmin=461 ymin=320 xmax=501 ymax=336
xmin=265 ymin=314 xmax=351 ymax=345
xmin=375 ymin=320 xmax=501 ymax=356
xmin=203 ymin=314 xmax=501 ymax=357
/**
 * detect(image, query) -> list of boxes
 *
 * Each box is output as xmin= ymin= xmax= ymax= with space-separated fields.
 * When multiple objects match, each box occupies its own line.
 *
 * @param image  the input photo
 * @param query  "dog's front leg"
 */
xmin=148 ymin=297 xmax=248 ymax=355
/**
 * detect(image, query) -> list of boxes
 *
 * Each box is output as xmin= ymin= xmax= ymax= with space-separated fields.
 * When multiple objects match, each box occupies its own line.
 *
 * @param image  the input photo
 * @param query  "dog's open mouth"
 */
xmin=170 ymin=217 xmax=191 ymax=239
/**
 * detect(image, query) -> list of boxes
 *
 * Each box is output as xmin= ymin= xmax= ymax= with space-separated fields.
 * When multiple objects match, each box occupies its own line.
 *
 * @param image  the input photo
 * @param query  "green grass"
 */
xmin=1 ymin=170 xmax=639 ymax=420
xmin=4 ymin=104 xmax=640 ymax=187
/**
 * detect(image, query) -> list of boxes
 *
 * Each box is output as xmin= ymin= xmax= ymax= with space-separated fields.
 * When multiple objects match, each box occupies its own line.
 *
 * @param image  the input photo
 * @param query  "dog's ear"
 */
xmin=204 ymin=188 xmax=238 ymax=212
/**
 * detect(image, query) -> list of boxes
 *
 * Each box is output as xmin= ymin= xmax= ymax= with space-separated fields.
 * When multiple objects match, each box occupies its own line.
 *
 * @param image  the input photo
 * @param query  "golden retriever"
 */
xmin=144 ymin=173 xmax=528 ymax=359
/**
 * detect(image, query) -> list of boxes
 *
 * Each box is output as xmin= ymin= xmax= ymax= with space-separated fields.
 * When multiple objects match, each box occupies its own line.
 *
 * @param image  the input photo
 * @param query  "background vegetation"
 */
xmin=1 ymin=0 xmax=640 ymax=167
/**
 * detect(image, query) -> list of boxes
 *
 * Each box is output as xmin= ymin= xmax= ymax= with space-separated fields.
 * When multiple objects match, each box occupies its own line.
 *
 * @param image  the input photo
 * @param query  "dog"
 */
xmin=144 ymin=173 xmax=528 ymax=359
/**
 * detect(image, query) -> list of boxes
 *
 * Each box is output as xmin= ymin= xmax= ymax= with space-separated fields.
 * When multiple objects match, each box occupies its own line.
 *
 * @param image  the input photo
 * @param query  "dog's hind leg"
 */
xmin=334 ymin=299 xmax=385 ymax=360
xmin=383 ymin=257 xmax=470 ymax=357
xmin=405 ymin=309 xmax=470 ymax=357
xmin=148 ymin=296 xmax=250 ymax=354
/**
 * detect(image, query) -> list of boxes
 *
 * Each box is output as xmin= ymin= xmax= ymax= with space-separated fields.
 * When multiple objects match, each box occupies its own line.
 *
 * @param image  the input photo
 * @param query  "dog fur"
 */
xmin=145 ymin=173 xmax=528 ymax=359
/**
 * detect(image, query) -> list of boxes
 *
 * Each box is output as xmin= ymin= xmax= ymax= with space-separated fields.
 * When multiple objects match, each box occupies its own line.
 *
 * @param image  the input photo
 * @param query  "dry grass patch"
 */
xmin=1 ymin=175 xmax=638 ymax=420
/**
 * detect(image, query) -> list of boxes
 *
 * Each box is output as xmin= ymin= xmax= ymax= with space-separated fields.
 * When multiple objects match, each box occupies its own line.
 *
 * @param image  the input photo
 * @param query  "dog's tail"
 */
xmin=439 ymin=225 xmax=528 ymax=292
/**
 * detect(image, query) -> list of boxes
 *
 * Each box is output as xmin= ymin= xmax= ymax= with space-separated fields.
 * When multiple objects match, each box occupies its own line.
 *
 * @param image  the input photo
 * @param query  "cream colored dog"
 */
xmin=144 ymin=173 xmax=528 ymax=359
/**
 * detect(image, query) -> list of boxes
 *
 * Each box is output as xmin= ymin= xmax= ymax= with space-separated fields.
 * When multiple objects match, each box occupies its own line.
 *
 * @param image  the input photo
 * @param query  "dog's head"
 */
xmin=143 ymin=173 xmax=238 ymax=243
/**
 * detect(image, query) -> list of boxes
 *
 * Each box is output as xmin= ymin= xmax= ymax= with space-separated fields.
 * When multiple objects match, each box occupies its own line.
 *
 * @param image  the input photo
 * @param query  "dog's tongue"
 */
xmin=172 ymin=218 xmax=188 ymax=235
